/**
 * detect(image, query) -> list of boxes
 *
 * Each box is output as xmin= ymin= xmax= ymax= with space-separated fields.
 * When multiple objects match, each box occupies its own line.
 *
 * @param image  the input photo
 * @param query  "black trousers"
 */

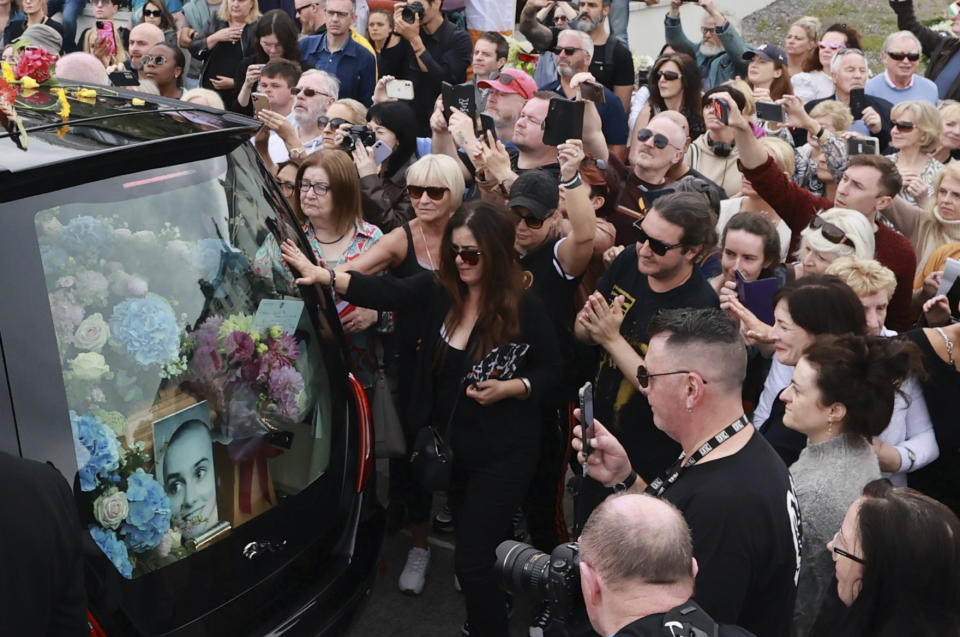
xmin=522 ymin=406 xmax=570 ymax=551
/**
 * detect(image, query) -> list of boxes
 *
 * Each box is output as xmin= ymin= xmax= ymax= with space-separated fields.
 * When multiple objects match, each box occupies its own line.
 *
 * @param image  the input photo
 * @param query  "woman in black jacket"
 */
xmin=281 ymin=201 xmax=560 ymax=636
xmin=188 ymin=0 xmax=259 ymax=107
xmin=233 ymin=9 xmax=301 ymax=113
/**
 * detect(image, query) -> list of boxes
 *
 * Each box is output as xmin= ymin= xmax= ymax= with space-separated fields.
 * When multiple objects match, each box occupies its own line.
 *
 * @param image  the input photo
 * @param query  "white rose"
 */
xmin=69 ymin=352 xmax=110 ymax=381
xmin=74 ymin=313 xmax=110 ymax=351
xmin=93 ymin=488 xmax=129 ymax=530
xmin=132 ymin=230 xmax=156 ymax=243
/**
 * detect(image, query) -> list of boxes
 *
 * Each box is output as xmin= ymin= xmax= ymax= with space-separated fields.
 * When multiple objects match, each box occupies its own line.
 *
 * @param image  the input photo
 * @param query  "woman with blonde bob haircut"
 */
xmin=794 ymin=207 xmax=875 ymax=278
xmin=888 ymin=100 xmax=944 ymax=206
xmin=189 ymin=0 xmax=260 ymax=106
xmin=934 ymin=101 xmax=960 ymax=164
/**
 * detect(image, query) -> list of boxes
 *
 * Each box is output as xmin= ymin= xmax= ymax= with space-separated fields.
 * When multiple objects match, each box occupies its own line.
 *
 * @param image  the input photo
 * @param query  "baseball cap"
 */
xmin=14 ymin=24 xmax=62 ymax=57
xmin=508 ymin=169 xmax=560 ymax=220
xmin=743 ymin=44 xmax=788 ymax=67
xmin=477 ymin=69 xmax=537 ymax=101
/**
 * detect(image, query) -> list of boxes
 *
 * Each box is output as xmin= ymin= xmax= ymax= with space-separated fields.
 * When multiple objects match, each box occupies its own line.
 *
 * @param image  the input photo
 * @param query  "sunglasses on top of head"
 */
xmin=808 ymin=215 xmax=857 ymax=249
xmin=886 ymin=51 xmax=920 ymax=62
xmin=631 ymin=219 xmax=683 ymax=256
xmin=451 ymin=246 xmax=482 ymax=265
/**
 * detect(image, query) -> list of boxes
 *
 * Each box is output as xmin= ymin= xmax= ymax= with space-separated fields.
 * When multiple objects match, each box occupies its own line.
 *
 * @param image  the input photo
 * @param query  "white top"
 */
xmin=718 ymin=197 xmax=793 ymax=263
xmin=791 ymin=70 xmax=834 ymax=104
xmin=753 ymin=358 xmax=793 ymax=428
xmin=628 ymin=85 xmax=651 ymax=134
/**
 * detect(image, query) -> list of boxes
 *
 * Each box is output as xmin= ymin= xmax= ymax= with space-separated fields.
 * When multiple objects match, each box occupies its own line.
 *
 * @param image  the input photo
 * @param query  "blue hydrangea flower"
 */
xmin=61 ymin=216 xmax=109 ymax=252
xmin=110 ymin=294 xmax=181 ymax=367
xmin=70 ymin=411 xmax=121 ymax=492
xmin=40 ymin=245 xmax=70 ymax=277
xmin=89 ymin=525 xmax=133 ymax=579
xmin=189 ymin=238 xmax=227 ymax=282
xmin=120 ymin=469 xmax=171 ymax=552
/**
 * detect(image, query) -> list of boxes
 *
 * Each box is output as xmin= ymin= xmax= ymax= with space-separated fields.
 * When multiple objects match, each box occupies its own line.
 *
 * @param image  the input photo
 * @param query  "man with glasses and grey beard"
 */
xmin=256 ymin=69 xmax=339 ymax=164
xmin=663 ymin=0 xmax=747 ymax=90
xmin=573 ymin=192 xmax=718 ymax=528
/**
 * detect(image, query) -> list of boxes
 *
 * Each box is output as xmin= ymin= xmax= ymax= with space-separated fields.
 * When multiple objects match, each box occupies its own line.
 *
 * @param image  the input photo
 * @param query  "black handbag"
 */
xmin=409 ymin=425 xmax=454 ymax=492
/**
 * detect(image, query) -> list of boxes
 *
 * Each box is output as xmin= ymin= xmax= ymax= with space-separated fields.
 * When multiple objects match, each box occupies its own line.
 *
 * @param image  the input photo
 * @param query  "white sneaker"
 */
xmin=398 ymin=547 xmax=430 ymax=595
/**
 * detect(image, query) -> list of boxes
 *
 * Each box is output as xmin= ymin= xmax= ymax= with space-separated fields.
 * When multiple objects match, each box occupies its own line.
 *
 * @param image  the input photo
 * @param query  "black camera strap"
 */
xmin=645 ymin=415 xmax=750 ymax=498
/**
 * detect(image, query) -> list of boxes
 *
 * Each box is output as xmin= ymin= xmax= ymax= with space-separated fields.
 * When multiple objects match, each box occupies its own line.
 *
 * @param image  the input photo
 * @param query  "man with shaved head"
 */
xmin=574 ymin=308 xmax=801 ymax=637
xmin=125 ymin=22 xmax=165 ymax=72
xmin=578 ymin=493 xmax=753 ymax=636
xmin=56 ymin=52 xmax=110 ymax=84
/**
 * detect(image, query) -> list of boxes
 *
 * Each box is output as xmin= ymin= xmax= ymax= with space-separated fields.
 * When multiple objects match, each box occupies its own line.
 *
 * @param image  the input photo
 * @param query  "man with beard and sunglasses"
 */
xmin=257 ymin=68 xmax=339 ymax=164
xmin=573 ymin=192 xmax=718 ymax=533
xmin=519 ymin=0 xmax=633 ymax=112
xmin=664 ymin=0 xmax=748 ymax=90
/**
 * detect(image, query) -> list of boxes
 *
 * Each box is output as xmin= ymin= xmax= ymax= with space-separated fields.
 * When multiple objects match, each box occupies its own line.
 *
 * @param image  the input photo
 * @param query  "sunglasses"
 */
xmin=488 ymin=71 xmax=532 ymax=98
xmin=831 ymin=532 xmax=865 ymax=564
xmin=407 ymin=185 xmax=448 ymax=200
xmin=552 ymin=46 xmax=582 ymax=56
xmin=291 ymin=87 xmax=330 ymax=98
xmin=142 ymin=8 xmax=163 ymax=16
xmin=886 ymin=51 xmax=920 ymax=62
xmin=451 ymin=246 xmax=482 ymax=265
xmin=512 ymin=208 xmax=545 ymax=229
xmin=891 ymin=120 xmax=915 ymax=131
xmin=808 ymin=214 xmax=856 ymax=249
xmin=655 ymin=70 xmax=682 ymax=81
xmin=318 ymin=116 xmax=348 ymax=129
xmin=295 ymin=1 xmax=318 ymax=13
xmin=632 ymin=220 xmax=683 ymax=256
xmin=636 ymin=128 xmax=676 ymax=150
xmin=818 ymin=41 xmax=846 ymax=51
xmin=140 ymin=54 xmax=168 ymax=66
xmin=636 ymin=365 xmax=708 ymax=389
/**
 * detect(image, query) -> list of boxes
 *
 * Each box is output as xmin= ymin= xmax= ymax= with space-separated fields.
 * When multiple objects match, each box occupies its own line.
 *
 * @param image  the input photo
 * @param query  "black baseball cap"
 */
xmin=508 ymin=169 xmax=560 ymax=219
xmin=743 ymin=44 xmax=788 ymax=66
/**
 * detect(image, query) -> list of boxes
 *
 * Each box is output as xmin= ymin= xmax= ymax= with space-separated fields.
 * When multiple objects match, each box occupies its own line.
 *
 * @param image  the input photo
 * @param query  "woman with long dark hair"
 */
xmin=280 ymin=202 xmax=559 ymax=636
xmin=235 ymin=9 xmax=301 ymax=112
xmin=810 ymin=479 xmax=960 ymax=636
xmin=351 ymin=100 xmax=420 ymax=233
xmin=782 ymin=334 xmax=923 ymax=635
xmin=366 ymin=8 xmax=403 ymax=78
xmin=632 ymin=53 xmax=705 ymax=141
xmin=137 ymin=0 xmax=177 ymax=47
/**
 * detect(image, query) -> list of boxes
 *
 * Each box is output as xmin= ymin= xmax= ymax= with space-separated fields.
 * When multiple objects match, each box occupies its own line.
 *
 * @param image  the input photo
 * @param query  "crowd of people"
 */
xmin=4 ymin=0 xmax=960 ymax=634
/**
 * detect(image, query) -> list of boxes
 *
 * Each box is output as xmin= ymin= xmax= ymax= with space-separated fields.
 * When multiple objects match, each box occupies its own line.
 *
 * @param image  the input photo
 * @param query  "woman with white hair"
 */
xmin=887 ymin=100 xmax=944 ymax=206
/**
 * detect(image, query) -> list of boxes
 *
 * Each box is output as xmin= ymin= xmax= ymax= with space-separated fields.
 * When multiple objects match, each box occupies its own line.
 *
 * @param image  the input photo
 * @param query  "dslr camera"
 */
xmin=339 ymin=125 xmax=377 ymax=153
xmin=496 ymin=540 xmax=590 ymax=636
xmin=401 ymin=1 xmax=425 ymax=24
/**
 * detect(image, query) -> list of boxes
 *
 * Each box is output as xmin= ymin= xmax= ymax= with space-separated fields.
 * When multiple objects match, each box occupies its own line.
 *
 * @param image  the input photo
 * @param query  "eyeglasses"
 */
xmin=808 ymin=214 xmax=856 ymax=249
xmin=655 ymin=70 xmax=682 ymax=81
xmin=488 ymin=71 xmax=533 ymax=99
xmin=552 ymin=46 xmax=583 ymax=56
xmin=636 ymin=365 xmax=707 ymax=389
xmin=408 ymin=185 xmax=448 ymax=200
xmin=891 ymin=119 xmax=915 ymax=131
xmin=318 ymin=116 xmax=348 ymax=129
xmin=512 ymin=208 xmax=545 ymax=229
xmin=701 ymin=27 xmax=715 ymax=35
xmin=831 ymin=531 xmax=865 ymax=564
xmin=632 ymin=220 xmax=683 ymax=256
xmin=295 ymin=1 xmax=318 ymax=14
xmin=886 ymin=51 xmax=920 ymax=62
xmin=451 ymin=246 xmax=482 ymax=265
xmin=636 ymin=128 xmax=679 ymax=151
xmin=93 ymin=0 xmax=117 ymax=5
xmin=291 ymin=87 xmax=332 ymax=98
xmin=140 ymin=54 xmax=168 ymax=66
xmin=300 ymin=181 xmax=331 ymax=195
xmin=278 ymin=181 xmax=296 ymax=195
xmin=818 ymin=41 xmax=846 ymax=51
xmin=142 ymin=8 xmax=163 ymax=16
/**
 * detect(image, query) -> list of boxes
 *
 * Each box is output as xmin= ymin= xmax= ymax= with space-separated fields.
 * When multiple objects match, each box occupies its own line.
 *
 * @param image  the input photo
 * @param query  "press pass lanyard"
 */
xmin=645 ymin=415 xmax=750 ymax=498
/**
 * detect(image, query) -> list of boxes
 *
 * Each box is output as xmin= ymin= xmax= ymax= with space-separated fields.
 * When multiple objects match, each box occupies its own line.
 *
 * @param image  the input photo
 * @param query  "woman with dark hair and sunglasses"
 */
xmin=792 ymin=23 xmax=863 ymax=104
xmin=234 ymin=9 xmax=301 ymax=112
xmin=281 ymin=201 xmax=560 ymax=637
xmin=810 ymin=479 xmax=960 ymax=636
xmin=780 ymin=333 xmax=923 ymax=635
xmin=633 ymin=53 xmax=705 ymax=143
xmin=137 ymin=0 xmax=177 ymax=46
xmin=141 ymin=42 xmax=185 ymax=98
xmin=352 ymin=100 xmax=420 ymax=234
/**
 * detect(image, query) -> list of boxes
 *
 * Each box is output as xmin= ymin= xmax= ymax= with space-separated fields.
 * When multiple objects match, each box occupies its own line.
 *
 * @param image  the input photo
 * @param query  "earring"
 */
xmin=827 ymin=420 xmax=834 ymax=435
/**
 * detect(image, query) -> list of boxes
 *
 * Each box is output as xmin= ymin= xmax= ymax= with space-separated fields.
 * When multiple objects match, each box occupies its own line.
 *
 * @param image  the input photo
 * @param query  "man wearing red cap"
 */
xmin=476 ymin=67 xmax=538 ymax=143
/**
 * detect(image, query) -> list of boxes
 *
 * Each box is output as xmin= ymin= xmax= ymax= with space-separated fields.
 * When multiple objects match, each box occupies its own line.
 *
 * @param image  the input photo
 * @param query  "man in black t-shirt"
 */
xmin=573 ymin=309 xmax=802 ymax=637
xmin=579 ymin=493 xmax=755 ymax=637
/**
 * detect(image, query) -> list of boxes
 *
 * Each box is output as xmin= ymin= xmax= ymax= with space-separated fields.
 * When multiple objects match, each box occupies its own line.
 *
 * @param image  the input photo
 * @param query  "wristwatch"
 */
xmin=289 ymin=146 xmax=307 ymax=162
xmin=612 ymin=470 xmax=638 ymax=493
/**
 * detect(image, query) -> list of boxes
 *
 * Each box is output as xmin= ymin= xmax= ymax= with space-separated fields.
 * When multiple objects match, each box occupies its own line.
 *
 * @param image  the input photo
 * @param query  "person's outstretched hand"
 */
xmin=572 ymin=410 xmax=633 ymax=487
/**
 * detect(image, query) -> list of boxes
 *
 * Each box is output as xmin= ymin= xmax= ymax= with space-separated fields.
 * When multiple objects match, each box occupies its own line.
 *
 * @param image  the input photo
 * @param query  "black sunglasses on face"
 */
xmin=655 ymin=70 xmax=682 ymax=81
xmin=451 ymin=246 xmax=482 ymax=265
xmin=631 ymin=220 xmax=683 ymax=256
xmin=291 ymin=87 xmax=326 ymax=97
xmin=142 ymin=8 xmax=163 ymax=16
xmin=318 ymin=116 xmax=348 ymax=129
xmin=808 ymin=215 xmax=857 ymax=249
xmin=891 ymin=119 xmax=915 ymax=131
xmin=295 ymin=1 xmax=318 ymax=13
xmin=140 ymin=54 xmax=167 ymax=66
xmin=553 ymin=46 xmax=582 ymax=56
xmin=886 ymin=51 xmax=920 ymax=62
xmin=408 ymin=185 xmax=448 ymax=201
xmin=636 ymin=128 xmax=674 ymax=150
xmin=636 ymin=365 xmax=707 ymax=389
xmin=512 ymin=208 xmax=545 ymax=229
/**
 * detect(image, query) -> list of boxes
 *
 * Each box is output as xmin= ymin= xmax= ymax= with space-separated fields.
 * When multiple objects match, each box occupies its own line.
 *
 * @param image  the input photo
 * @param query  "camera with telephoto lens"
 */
xmin=496 ymin=540 xmax=591 ymax=636
xmin=401 ymin=1 xmax=425 ymax=24
xmin=339 ymin=125 xmax=377 ymax=153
